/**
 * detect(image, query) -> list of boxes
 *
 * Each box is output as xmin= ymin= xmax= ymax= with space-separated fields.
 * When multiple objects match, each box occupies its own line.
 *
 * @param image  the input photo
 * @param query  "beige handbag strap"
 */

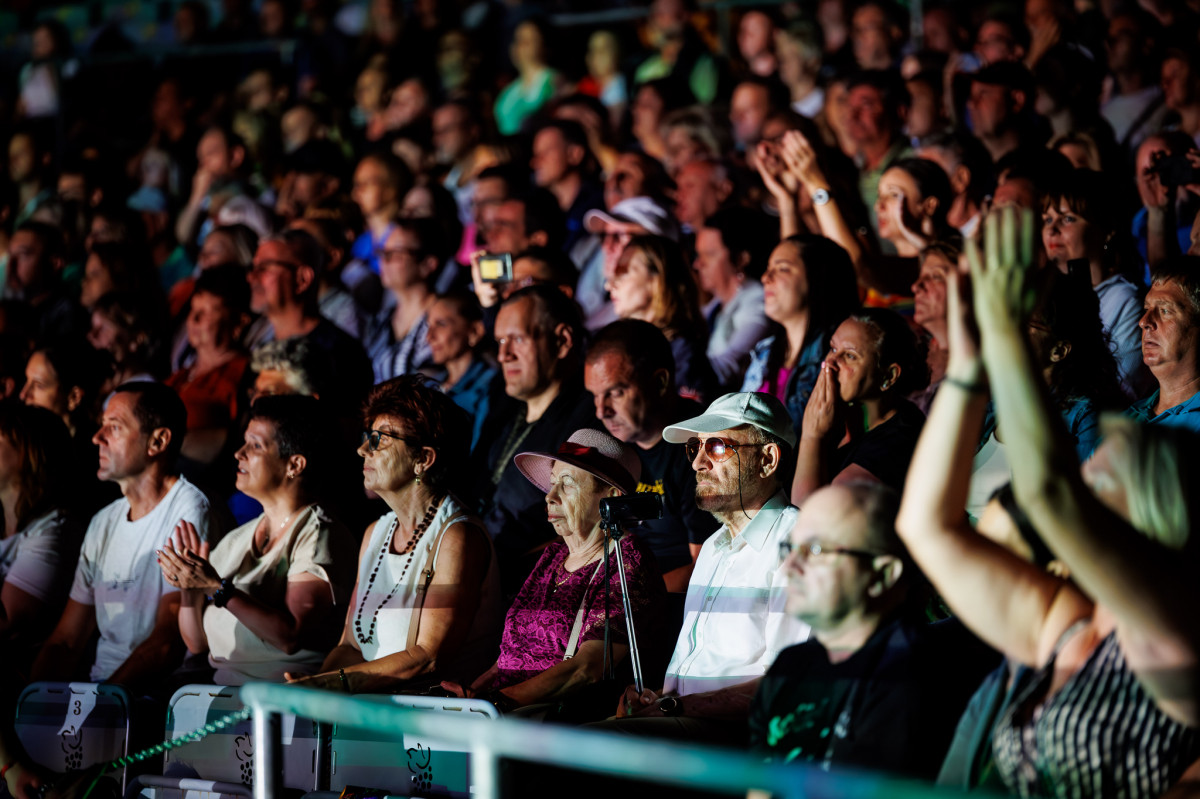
xmin=563 ymin=558 xmax=606 ymax=660
xmin=405 ymin=510 xmax=472 ymax=653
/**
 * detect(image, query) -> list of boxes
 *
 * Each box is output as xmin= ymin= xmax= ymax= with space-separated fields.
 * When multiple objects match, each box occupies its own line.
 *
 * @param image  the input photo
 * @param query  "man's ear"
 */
xmin=553 ymin=321 xmax=574 ymax=361
xmin=230 ymin=145 xmax=246 ymax=171
xmin=566 ymin=143 xmax=586 ymax=168
xmin=1049 ymin=340 xmax=1072 ymax=363
xmin=880 ymin=364 xmax=901 ymax=392
xmin=951 ymin=164 xmax=972 ymax=196
xmin=868 ymin=555 xmax=903 ymax=597
xmin=529 ymin=230 xmax=550 ymax=248
xmin=294 ymin=264 xmax=316 ymax=296
xmin=1010 ymin=89 xmax=1026 ymax=114
xmin=760 ymin=441 xmax=782 ymax=478
xmin=653 ymin=367 xmax=671 ymax=397
xmin=147 ymin=427 xmax=172 ymax=457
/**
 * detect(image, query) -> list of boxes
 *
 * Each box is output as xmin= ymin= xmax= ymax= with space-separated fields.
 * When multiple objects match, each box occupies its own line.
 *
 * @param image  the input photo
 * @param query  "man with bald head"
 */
xmin=749 ymin=482 xmax=996 ymax=778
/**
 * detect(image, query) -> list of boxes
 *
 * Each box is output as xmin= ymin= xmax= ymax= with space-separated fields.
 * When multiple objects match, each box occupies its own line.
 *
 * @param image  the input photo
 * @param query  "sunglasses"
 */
xmin=684 ymin=436 xmax=763 ymax=463
xmin=361 ymin=429 xmax=419 ymax=452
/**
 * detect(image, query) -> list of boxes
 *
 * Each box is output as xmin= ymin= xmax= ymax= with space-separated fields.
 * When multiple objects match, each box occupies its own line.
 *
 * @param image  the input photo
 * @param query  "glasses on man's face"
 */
xmin=361 ymin=429 xmax=418 ymax=452
xmin=685 ymin=436 xmax=761 ymax=463
xmin=378 ymin=246 xmax=422 ymax=263
xmin=779 ymin=539 xmax=883 ymax=563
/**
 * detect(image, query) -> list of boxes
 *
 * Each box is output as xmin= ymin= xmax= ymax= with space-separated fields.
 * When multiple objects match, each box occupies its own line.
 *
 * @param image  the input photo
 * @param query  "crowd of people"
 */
xmin=0 ymin=0 xmax=1200 ymax=796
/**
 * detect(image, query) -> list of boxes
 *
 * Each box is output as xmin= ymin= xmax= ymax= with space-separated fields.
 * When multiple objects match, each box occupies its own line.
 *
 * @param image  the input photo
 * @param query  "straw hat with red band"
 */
xmin=514 ymin=428 xmax=642 ymax=496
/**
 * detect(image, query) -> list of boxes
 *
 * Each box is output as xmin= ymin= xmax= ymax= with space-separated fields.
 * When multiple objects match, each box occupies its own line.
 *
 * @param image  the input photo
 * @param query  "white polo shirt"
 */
xmin=663 ymin=492 xmax=810 ymax=697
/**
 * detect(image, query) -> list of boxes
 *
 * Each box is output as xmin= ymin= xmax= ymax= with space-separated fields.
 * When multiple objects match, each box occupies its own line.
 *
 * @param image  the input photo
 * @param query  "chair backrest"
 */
xmin=13 ymin=682 xmax=131 ymax=790
xmin=328 ymin=695 xmax=499 ymax=798
xmin=161 ymin=684 xmax=317 ymax=793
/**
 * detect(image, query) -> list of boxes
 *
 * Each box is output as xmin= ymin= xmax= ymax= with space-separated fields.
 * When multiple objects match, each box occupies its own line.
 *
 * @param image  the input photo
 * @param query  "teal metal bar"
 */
xmin=240 ymin=683 xmax=988 ymax=798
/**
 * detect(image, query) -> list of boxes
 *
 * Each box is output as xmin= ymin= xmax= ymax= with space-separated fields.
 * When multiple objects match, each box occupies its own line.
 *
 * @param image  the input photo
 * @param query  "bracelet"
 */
xmin=208 ymin=578 xmax=234 ymax=608
xmin=0 ymin=761 xmax=15 ymax=779
xmin=943 ymin=376 xmax=986 ymax=394
xmin=338 ymin=668 xmax=350 ymax=693
xmin=485 ymin=690 xmax=519 ymax=714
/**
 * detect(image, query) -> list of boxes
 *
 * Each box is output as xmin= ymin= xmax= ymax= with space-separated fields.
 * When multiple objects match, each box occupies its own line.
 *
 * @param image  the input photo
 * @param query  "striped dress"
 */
xmin=992 ymin=631 xmax=1200 ymax=798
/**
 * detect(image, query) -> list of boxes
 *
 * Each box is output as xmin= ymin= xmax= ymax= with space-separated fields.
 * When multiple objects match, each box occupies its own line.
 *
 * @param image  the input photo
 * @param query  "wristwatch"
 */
xmin=657 ymin=696 xmax=683 ymax=717
xmin=811 ymin=188 xmax=831 ymax=207
xmin=208 ymin=578 xmax=234 ymax=608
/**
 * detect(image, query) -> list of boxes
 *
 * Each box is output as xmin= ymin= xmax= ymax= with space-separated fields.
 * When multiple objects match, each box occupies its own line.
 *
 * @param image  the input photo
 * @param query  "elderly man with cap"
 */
xmin=602 ymin=391 xmax=808 ymax=745
xmin=575 ymin=196 xmax=681 ymax=331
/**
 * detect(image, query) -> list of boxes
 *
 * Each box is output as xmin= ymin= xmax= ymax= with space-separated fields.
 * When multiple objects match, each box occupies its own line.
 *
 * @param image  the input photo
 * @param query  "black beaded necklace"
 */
xmin=354 ymin=496 xmax=443 ymax=646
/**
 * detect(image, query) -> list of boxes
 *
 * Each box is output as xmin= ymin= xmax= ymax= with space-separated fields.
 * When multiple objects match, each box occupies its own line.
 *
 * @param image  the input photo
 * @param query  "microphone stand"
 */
xmin=599 ymin=516 xmax=645 ymax=693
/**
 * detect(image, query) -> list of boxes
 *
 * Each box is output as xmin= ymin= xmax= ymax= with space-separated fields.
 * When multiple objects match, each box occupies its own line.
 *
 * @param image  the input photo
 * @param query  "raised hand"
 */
xmin=801 ymin=362 xmax=840 ymax=441
xmin=158 ymin=521 xmax=221 ymax=594
xmin=780 ymin=130 xmax=828 ymax=193
xmin=754 ymin=140 xmax=797 ymax=202
xmin=964 ymin=205 xmax=1038 ymax=338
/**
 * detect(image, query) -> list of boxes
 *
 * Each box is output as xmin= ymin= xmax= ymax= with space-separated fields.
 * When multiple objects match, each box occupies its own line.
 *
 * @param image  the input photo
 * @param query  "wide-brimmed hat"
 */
xmin=662 ymin=392 xmax=797 ymax=449
xmin=515 ymin=428 xmax=641 ymax=496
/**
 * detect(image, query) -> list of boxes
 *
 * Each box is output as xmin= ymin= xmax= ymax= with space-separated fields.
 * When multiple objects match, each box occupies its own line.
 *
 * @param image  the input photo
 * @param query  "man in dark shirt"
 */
xmin=472 ymin=284 xmax=598 ymax=594
xmin=246 ymin=229 xmax=373 ymax=421
xmin=583 ymin=320 xmax=719 ymax=590
xmin=749 ymin=482 xmax=996 ymax=778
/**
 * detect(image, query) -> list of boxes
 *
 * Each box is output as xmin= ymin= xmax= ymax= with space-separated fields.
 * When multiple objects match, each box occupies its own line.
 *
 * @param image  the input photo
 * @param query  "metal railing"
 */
xmin=239 ymin=682 xmax=975 ymax=799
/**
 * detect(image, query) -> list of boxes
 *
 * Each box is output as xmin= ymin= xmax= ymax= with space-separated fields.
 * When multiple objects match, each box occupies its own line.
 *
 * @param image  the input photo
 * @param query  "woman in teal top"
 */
xmin=494 ymin=18 xmax=560 ymax=136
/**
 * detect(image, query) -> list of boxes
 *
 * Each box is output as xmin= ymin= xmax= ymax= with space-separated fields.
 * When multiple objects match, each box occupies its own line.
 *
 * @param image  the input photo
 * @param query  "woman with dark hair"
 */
xmin=494 ymin=17 xmax=561 ymax=136
xmin=607 ymin=234 xmax=716 ymax=401
xmin=967 ymin=269 xmax=1124 ymax=519
xmin=695 ymin=206 xmax=774 ymax=388
xmin=0 ymin=402 xmax=79 ymax=653
xmin=361 ymin=217 xmax=445 ymax=382
xmin=159 ymin=395 xmax=357 ymax=685
xmin=741 ymin=234 xmax=861 ymax=433
xmin=1041 ymin=168 xmax=1148 ymax=399
xmin=792 ymin=307 xmax=929 ymax=504
xmin=20 ymin=343 xmax=98 ymax=439
xmin=291 ymin=375 xmax=502 ymax=692
xmin=425 ymin=289 xmax=497 ymax=453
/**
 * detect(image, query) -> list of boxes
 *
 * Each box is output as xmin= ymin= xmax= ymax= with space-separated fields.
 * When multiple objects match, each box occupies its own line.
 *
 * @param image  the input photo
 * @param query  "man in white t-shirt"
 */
xmin=604 ymin=392 xmax=809 ymax=745
xmin=32 ymin=382 xmax=225 ymax=686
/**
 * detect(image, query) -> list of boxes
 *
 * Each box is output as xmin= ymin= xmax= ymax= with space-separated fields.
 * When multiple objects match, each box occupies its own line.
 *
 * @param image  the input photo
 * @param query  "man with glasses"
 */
xmin=604 ymin=392 xmax=807 ymax=745
xmin=245 ymin=229 xmax=372 ymax=422
xmin=748 ymin=482 xmax=996 ymax=778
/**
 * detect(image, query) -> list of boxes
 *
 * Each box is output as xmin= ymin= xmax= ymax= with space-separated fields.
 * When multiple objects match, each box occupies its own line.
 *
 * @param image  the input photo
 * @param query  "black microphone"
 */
xmin=599 ymin=493 xmax=664 ymax=523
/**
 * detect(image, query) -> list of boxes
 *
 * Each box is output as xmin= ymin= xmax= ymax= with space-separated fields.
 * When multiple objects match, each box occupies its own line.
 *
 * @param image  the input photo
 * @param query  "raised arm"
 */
xmin=791 ymin=363 xmax=836 ymax=505
xmin=970 ymin=207 xmax=1200 ymax=723
xmin=754 ymin=141 xmax=801 ymax=240
xmin=781 ymin=131 xmax=863 ymax=267
xmin=895 ymin=254 xmax=1089 ymax=665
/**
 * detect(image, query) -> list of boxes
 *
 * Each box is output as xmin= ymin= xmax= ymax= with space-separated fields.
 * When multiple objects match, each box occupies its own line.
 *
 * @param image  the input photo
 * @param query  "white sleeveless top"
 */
xmin=351 ymin=494 xmax=501 ymax=682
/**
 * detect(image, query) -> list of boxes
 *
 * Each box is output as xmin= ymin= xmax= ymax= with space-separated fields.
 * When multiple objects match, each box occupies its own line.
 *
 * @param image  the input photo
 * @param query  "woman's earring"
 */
xmin=415 ymin=468 xmax=423 ymax=485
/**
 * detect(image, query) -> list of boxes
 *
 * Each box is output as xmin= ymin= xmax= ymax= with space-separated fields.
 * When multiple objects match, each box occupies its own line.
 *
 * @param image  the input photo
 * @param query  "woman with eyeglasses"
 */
xmin=289 ymin=375 xmax=502 ymax=693
xmin=361 ymin=217 xmax=446 ymax=384
xmin=157 ymin=395 xmax=356 ymax=685
xmin=792 ymin=307 xmax=929 ymax=505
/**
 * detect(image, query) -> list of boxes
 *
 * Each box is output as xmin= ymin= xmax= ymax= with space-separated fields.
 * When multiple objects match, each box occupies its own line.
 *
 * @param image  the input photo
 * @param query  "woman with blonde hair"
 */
xmin=606 ymin=234 xmax=715 ymax=401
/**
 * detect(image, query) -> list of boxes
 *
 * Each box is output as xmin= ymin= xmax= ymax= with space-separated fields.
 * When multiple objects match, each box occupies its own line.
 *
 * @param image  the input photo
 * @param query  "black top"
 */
xmin=297 ymin=317 xmax=374 ymax=416
xmin=473 ymin=378 xmax=602 ymax=595
xmin=749 ymin=615 xmax=999 ymax=780
xmin=628 ymin=399 xmax=720 ymax=574
xmin=831 ymin=400 xmax=925 ymax=490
